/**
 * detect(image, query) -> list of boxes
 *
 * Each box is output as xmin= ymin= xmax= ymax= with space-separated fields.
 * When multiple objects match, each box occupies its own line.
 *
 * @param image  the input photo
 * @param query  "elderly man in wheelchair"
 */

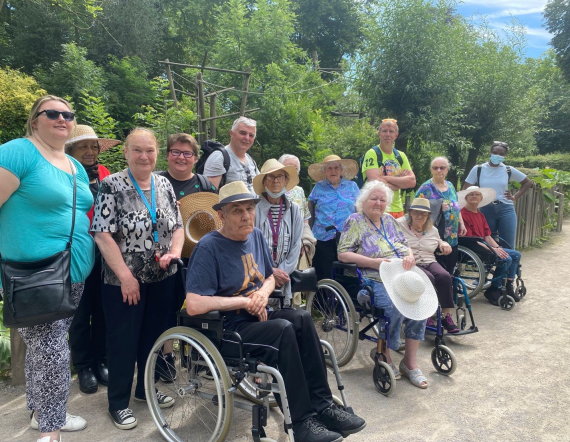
xmin=459 ymin=186 xmax=522 ymax=308
xmin=158 ymin=181 xmax=366 ymax=442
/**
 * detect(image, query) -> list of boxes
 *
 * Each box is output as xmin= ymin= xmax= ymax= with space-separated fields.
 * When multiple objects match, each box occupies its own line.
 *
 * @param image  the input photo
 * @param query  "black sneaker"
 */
xmin=484 ymin=287 xmax=501 ymax=306
xmin=156 ymin=352 xmax=177 ymax=383
xmin=293 ymin=416 xmax=343 ymax=442
xmin=134 ymin=390 xmax=175 ymax=409
xmin=109 ymin=408 xmax=137 ymax=430
xmin=506 ymin=282 xmax=520 ymax=302
xmin=317 ymin=403 xmax=366 ymax=437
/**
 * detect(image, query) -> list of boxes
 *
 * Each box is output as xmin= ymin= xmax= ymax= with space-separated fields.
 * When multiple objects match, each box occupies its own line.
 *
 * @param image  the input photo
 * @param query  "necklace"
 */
xmin=412 ymin=226 xmax=426 ymax=236
xmin=33 ymin=134 xmax=61 ymax=153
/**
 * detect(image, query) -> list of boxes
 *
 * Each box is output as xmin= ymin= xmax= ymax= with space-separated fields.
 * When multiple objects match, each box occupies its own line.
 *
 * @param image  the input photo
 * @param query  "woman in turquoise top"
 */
xmin=0 ymin=95 xmax=94 ymax=442
xmin=415 ymin=156 xmax=466 ymax=274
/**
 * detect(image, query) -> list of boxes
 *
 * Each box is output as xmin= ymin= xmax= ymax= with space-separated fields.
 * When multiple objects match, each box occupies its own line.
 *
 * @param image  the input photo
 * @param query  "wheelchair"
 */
xmin=457 ymin=236 xmax=525 ymax=311
xmin=306 ymin=258 xmax=459 ymax=398
xmin=144 ymin=260 xmax=354 ymax=442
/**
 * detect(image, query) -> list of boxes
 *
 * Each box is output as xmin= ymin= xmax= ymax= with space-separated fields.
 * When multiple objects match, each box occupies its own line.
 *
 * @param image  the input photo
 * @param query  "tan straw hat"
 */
xmin=409 ymin=197 xmax=431 ymax=212
xmin=457 ymin=186 xmax=496 ymax=209
xmin=179 ymin=193 xmax=223 ymax=257
xmin=379 ymin=258 xmax=438 ymax=320
xmin=212 ymin=181 xmax=260 ymax=211
xmin=253 ymin=159 xmax=299 ymax=196
xmin=308 ymin=155 xmax=359 ymax=182
xmin=65 ymin=124 xmax=121 ymax=152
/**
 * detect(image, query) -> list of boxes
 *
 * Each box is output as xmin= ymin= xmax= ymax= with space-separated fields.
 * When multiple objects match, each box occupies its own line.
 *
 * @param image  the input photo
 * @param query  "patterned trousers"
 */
xmin=16 ymin=283 xmax=84 ymax=433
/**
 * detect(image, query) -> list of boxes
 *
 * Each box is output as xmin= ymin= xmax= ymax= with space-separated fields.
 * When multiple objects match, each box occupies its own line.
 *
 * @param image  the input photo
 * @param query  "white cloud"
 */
xmin=486 ymin=7 xmax=545 ymax=19
xmin=461 ymin=0 xmax=546 ymax=7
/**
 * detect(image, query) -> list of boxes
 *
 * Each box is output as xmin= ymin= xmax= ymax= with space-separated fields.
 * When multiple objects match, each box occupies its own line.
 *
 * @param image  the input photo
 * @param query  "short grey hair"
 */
xmin=355 ymin=180 xmax=394 ymax=214
xmin=231 ymin=116 xmax=257 ymax=131
xmin=278 ymin=154 xmax=301 ymax=173
xmin=430 ymin=156 xmax=451 ymax=168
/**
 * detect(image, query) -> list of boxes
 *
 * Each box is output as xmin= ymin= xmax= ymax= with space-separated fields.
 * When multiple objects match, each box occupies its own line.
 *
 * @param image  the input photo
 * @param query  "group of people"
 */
xmin=0 ymin=96 xmax=532 ymax=442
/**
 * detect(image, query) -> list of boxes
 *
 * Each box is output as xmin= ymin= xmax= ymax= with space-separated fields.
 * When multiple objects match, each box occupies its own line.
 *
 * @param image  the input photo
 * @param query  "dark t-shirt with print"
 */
xmin=185 ymin=228 xmax=273 ymax=330
xmin=159 ymin=171 xmax=216 ymax=201
xmin=91 ymin=170 xmax=183 ymax=285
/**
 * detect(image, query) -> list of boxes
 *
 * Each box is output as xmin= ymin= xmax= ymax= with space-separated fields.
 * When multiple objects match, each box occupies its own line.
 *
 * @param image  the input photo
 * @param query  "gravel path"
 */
xmin=2 ymin=220 xmax=569 ymax=442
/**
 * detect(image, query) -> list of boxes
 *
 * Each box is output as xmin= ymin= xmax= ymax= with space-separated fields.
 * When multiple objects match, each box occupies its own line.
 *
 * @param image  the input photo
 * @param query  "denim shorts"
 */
xmin=371 ymin=280 xmax=427 ymax=351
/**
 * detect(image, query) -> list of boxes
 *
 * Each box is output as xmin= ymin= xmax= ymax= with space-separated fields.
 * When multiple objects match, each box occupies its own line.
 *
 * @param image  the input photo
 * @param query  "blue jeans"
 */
xmin=480 ymin=202 xmax=517 ymax=248
xmin=371 ymin=281 xmax=426 ymax=351
xmin=492 ymin=248 xmax=521 ymax=288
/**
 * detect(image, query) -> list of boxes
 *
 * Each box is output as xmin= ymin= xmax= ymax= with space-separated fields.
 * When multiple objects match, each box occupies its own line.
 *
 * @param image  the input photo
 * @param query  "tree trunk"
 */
xmin=447 ymin=143 xmax=461 ymax=188
xmin=463 ymin=147 xmax=481 ymax=187
xmin=395 ymin=135 xmax=407 ymax=153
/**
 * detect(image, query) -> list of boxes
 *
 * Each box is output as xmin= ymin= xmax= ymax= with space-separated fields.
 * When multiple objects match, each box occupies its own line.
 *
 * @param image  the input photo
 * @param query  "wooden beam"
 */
xmin=197 ymin=72 xmax=207 ymax=141
xmin=174 ymin=88 xmax=196 ymax=98
xmin=240 ymin=67 xmax=251 ymax=116
xmin=195 ymin=74 xmax=203 ymax=144
xmin=159 ymin=61 xmax=249 ymax=75
xmin=200 ymin=108 xmax=260 ymax=123
xmin=165 ymin=59 xmax=179 ymax=108
xmin=204 ymin=87 xmax=235 ymax=98
xmin=10 ymin=332 xmax=26 ymax=385
xmin=210 ymin=94 xmax=217 ymax=139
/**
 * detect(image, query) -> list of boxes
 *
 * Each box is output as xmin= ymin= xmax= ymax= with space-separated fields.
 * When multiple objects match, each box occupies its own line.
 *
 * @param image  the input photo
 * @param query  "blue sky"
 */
xmin=456 ymin=0 xmax=552 ymax=58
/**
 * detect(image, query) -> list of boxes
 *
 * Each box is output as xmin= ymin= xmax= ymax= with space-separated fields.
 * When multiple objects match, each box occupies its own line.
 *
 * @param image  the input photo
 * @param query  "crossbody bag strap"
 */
xmin=68 ymin=157 xmax=77 ymax=248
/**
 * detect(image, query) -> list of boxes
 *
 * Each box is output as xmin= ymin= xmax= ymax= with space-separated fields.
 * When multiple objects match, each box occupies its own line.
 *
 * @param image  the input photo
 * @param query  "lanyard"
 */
xmin=128 ymin=169 xmax=159 ymax=246
xmin=268 ymin=200 xmax=284 ymax=262
xmin=367 ymin=216 xmax=401 ymax=258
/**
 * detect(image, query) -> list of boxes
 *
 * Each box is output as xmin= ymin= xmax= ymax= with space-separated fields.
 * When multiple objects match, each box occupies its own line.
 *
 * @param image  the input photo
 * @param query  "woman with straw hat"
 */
xmin=308 ymin=154 xmax=360 ymax=280
xmin=338 ymin=181 xmax=437 ymax=389
xmin=65 ymin=124 xmax=119 ymax=395
xmin=253 ymin=159 xmax=303 ymax=308
xmin=397 ymin=197 xmax=459 ymax=333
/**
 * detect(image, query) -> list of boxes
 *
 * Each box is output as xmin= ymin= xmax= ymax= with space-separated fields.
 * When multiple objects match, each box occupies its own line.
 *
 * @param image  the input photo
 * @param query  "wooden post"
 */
xmin=195 ymin=74 xmax=203 ymax=145
xmin=240 ymin=67 xmax=251 ymax=116
xmin=209 ymin=95 xmax=217 ymax=140
xmin=556 ymin=184 xmax=564 ymax=232
xmin=197 ymin=72 xmax=207 ymax=141
xmin=165 ymin=59 xmax=179 ymax=108
xmin=10 ymin=331 xmax=26 ymax=385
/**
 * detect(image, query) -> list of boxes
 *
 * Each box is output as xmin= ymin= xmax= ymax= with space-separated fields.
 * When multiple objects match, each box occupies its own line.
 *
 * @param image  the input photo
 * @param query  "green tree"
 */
xmin=0 ymin=67 xmax=46 ymax=143
xmin=544 ymin=0 xmax=570 ymax=82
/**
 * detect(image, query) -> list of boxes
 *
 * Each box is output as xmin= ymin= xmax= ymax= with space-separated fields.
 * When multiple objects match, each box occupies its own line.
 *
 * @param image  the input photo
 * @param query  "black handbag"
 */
xmin=1 ymin=159 xmax=77 ymax=328
xmin=290 ymin=267 xmax=318 ymax=293
xmin=428 ymin=198 xmax=446 ymax=240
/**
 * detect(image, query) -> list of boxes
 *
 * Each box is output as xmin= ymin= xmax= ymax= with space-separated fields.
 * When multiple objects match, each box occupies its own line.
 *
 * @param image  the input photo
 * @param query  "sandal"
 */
xmin=369 ymin=348 xmax=401 ymax=379
xmin=399 ymin=361 xmax=428 ymax=389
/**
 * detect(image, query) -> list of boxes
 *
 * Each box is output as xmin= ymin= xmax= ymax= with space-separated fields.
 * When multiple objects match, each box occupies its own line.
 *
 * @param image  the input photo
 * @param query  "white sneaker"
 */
xmin=37 ymin=437 xmax=60 ymax=442
xmin=31 ymin=411 xmax=87 ymax=431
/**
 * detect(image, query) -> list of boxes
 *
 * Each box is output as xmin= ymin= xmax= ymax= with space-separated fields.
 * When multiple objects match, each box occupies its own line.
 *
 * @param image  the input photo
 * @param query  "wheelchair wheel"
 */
xmin=373 ymin=360 xmax=396 ymax=396
xmin=431 ymin=345 xmax=456 ymax=376
xmin=499 ymin=294 xmax=515 ymax=311
xmin=237 ymin=375 xmax=279 ymax=408
xmin=306 ymin=279 xmax=359 ymax=367
xmin=145 ymin=327 xmax=234 ymax=442
xmin=516 ymin=279 xmax=527 ymax=299
xmin=457 ymin=246 xmax=487 ymax=299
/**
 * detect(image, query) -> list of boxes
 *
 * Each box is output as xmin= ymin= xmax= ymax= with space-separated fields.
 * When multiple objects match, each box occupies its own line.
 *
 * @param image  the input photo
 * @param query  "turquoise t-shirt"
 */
xmin=0 ymin=138 xmax=95 ymax=286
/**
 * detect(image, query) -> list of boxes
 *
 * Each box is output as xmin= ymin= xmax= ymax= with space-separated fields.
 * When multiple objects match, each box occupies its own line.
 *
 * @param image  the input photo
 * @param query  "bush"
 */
xmin=509 ymin=153 xmax=570 ymax=172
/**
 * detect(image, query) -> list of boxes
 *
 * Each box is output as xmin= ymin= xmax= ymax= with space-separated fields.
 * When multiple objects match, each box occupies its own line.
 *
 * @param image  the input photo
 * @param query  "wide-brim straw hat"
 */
xmin=409 ymin=197 xmax=431 ymax=212
xmin=212 ymin=181 xmax=260 ymax=211
xmin=253 ymin=158 xmax=299 ymax=196
xmin=379 ymin=258 xmax=438 ymax=320
xmin=308 ymin=155 xmax=359 ymax=182
xmin=65 ymin=124 xmax=121 ymax=152
xmin=457 ymin=186 xmax=496 ymax=209
xmin=179 ymin=193 xmax=223 ymax=258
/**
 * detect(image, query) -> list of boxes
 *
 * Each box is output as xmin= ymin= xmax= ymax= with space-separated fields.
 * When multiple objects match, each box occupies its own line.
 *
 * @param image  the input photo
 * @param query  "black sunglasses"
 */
xmin=36 ymin=109 xmax=75 ymax=122
xmin=244 ymin=168 xmax=252 ymax=184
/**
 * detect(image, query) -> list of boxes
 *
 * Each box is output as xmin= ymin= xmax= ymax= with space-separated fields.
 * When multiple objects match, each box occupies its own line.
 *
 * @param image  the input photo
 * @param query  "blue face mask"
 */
xmin=490 ymin=154 xmax=504 ymax=165
xmin=265 ymin=186 xmax=287 ymax=199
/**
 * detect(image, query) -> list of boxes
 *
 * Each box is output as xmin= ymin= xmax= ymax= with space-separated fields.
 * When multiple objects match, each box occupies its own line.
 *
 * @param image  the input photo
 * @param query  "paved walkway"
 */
xmin=2 ymin=220 xmax=570 ymax=442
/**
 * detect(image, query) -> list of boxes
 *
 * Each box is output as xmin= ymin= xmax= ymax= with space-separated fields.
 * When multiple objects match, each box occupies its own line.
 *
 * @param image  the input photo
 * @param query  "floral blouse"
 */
xmin=308 ymin=178 xmax=360 ymax=241
xmin=337 ymin=213 xmax=410 ymax=282
xmin=285 ymin=185 xmax=311 ymax=220
xmin=416 ymin=179 xmax=460 ymax=246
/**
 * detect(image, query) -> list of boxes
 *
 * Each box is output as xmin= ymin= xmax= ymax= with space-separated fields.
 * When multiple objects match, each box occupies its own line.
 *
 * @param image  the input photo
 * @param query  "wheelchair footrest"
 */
xmin=251 ymin=404 xmax=267 ymax=442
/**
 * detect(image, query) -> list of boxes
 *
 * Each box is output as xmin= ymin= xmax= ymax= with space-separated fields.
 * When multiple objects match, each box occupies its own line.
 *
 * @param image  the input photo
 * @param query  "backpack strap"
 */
xmin=197 ymin=174 xmax=216 ymax=193
xmin=506 ymin=166 xmax=511 ymax=181
xmin=372 ymin=145 xmax=404 ymax=175
xmin=476 ymin=165 xmax=482 ymax=187
xmin=392 ymin=147 xmax=404 ymax=167
xmin=220 ymin=148 xmax=231 ymax=187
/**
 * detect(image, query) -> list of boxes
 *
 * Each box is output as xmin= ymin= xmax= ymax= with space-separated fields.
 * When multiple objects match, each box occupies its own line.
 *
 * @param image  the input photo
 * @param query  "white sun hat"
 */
xmin=457 ymin=186 xmax=496 ymax=209
xmin=379 ymin=258 xmax=438 ymax=320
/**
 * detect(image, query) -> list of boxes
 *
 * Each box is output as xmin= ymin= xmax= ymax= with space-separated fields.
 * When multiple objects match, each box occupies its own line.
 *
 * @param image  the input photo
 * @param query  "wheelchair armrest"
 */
xmin=269 ymin=289 xmax=284 ymax=299
xmin=458 ymin=236 xmax=486 ymax=247
xmin=332 ymin=261 xmax=358 ymax=271
xmin=178 ymin=310 xmax=222 ymax=320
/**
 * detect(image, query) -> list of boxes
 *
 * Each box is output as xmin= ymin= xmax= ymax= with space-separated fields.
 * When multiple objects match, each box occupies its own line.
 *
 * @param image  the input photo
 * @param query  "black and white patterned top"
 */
xmin=91 ymin=169 xmax=183 ymax=286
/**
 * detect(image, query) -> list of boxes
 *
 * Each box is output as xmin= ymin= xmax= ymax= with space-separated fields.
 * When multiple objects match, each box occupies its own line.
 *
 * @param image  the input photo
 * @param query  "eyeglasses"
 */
xmin=169 ymin=149 xmax=196 ymax=158
xmin=266 ymin=174 xmax=286 ymax=182
xmin=431 ymin=166 xmax=447 ymax=171
xmin=36 ymin=109 xmax=75 ymax=121
xmin=244 ymin=168 xmax=252 ymax=184
xmin=382 ymin=118 xmax=397 ymax=123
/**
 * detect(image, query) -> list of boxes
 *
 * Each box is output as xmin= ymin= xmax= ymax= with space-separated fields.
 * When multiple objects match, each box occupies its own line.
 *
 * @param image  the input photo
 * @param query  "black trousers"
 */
xmin=220 ymin=308 xmax=332 ymax=424
xmin=314 ymin=239 xmax=338 ymax=281
xmin=69 ymin=254 xmax=106 ymax=370
xmin=102 ymin=274 xmax=176 ymax=412
xmin=436 ymin=245 xmax=458 ymax=275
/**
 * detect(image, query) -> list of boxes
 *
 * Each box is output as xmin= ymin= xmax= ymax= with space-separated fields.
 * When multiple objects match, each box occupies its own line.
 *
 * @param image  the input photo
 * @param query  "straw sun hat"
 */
xmin=65 ymin=124 xmax=121 ymax=152
xmin=379 ymin=258 xmax=438 ymax=320
xmin=457 ymin=186 xmax=496 ymax=209
xmin=252 ymin=159 xmax=299 ymax=196
xmin=308 ymin=155 xmax=359 ymax=182
xmin=179 ymin=193 xmax=223 ymax=258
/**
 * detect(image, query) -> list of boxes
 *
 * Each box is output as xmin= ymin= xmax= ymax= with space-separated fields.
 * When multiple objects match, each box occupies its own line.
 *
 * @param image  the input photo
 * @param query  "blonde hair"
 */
xmin=355 ymin=180 xmax=394 ymax=214
xmin=377 ymin=120 xmax=399 ymax=133
xmin=123 ymin=127 xmax=158 ymax=153
xmin=26 ymin=95 xmax=74 ymax=137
